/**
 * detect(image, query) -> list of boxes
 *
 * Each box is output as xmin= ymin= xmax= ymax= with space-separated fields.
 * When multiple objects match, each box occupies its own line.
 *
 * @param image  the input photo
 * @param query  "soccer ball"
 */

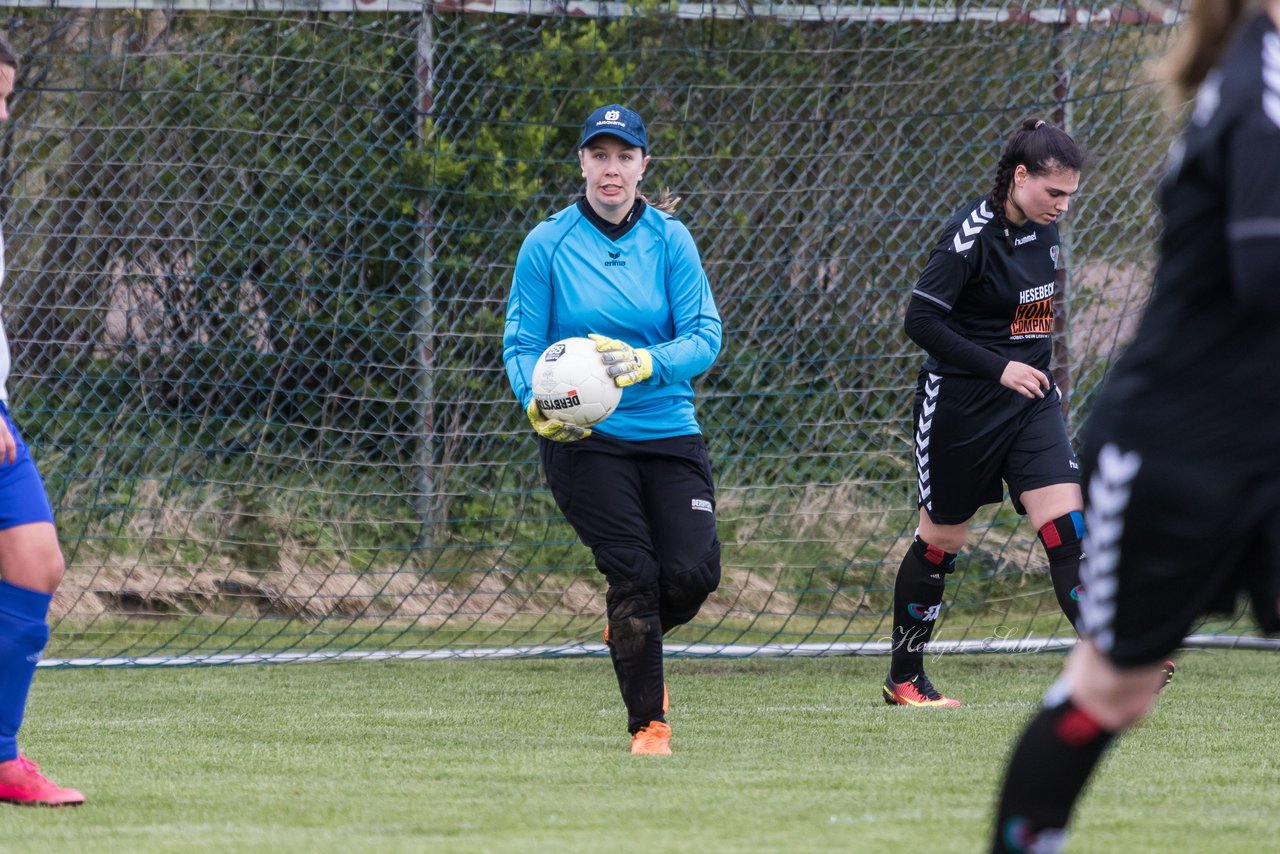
xmin=532 ymin=337 xmax=623 ymax=427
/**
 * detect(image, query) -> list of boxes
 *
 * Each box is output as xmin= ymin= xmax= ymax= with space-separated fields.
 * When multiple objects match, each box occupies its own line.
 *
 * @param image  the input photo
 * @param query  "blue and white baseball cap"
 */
xmin=578 ymin=104 xmax=648 ymax=151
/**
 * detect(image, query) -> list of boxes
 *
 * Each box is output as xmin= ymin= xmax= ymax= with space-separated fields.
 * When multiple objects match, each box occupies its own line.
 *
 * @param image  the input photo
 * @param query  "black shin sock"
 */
xmin=606 ymin=612 xmax=665 ymax=733
xmin=1038 ymin=511 xmax=1085 ymax=631
xmin=889 ymin=536 xmax=956 ymax=681
xmin=992 ymin=690 xmax=1114 ymax=853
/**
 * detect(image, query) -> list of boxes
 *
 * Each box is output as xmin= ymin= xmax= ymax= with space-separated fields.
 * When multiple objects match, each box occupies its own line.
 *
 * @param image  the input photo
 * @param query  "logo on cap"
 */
xmin=579 ymin=104 xmax=647 ymax=151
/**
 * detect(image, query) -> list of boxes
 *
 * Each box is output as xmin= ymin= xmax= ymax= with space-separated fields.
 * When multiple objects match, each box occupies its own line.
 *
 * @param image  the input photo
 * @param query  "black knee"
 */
xmin=660 ymin=544 xmax=721 ymax=631
xmin=1039 ymin=511 xmax=1085 ymax=629
xmin=605 ymin=585 xmax=661 ymax=659
xmin=598 ymin=544 xmax=662 ymax=651
xmin=1038 ymin=511 xmax=1085 ymax=559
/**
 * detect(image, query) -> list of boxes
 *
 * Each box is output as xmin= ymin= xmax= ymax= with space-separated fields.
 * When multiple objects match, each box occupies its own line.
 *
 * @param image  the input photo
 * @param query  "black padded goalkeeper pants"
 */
xmin=540 ymin=432 xmax=721 ymax=734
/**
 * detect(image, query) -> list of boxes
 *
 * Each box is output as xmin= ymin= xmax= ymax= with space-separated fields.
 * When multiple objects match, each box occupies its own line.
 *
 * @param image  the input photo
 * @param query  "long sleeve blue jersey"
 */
xmin=503 ymin=200 xmax=722 ymax=440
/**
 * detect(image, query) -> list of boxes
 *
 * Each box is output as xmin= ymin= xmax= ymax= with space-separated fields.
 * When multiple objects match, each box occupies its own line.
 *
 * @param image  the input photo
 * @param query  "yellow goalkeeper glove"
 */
xmin=588 ymin=333 xmax=654 ymax=388
xmin=526 ymin=399 xmax=590 ymax=442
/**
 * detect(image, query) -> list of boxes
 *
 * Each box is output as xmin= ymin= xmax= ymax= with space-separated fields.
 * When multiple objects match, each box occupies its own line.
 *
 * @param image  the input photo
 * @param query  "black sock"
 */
xmin=889 ymin=536 xmax=955 ymax=681
xmin=605 ymin=611 xmax=665 ymax=733
xmin=1038 ymin=511 xmax=1085 ymax=631
xmin=992 ymin=689 xmax=1114 ymax=853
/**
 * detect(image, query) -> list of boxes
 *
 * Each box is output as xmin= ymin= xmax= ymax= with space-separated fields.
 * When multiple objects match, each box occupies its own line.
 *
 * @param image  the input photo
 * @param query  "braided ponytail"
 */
xmin=988 ymin=159 xmax=1017 ymax=255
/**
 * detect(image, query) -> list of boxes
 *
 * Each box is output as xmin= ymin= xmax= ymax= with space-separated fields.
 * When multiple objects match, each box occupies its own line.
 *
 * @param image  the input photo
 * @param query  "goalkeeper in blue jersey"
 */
xmin=503 ymin=104 xmax=723 ymax=756
xmin=0 ymin=35 xmax=84 ymax=808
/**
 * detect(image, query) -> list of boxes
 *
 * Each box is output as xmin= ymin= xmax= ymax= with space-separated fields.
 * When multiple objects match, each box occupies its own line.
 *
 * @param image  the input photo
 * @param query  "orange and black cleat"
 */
xmin=883 ymin=672 xmax=962 ymax=707
xmin=630 ymin=721 xmax=672 ymax=755
xmin=0 ymin=755 xmax=84 ymax=807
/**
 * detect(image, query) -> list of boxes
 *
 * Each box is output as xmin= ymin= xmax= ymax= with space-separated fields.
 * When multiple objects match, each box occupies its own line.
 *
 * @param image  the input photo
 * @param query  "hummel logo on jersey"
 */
xmin=604 ymin=249 xmax=626 ymax=268
xmin=1014 ymin=233 xmax=1037 ymax=246
xmin=908 ymin=603 xmax=941 ymax=622
xmin=951 ymin=200 xmax=993 ymax=254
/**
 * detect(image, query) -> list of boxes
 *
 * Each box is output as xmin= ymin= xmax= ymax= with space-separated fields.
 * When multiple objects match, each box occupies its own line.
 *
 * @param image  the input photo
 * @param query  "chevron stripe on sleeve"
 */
xmin=950 ymin=199 xmax=993 ymax=254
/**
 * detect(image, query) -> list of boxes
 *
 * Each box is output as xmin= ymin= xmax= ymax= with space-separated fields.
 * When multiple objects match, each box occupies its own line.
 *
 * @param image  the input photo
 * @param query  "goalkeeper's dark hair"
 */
xmin=988 ymin=117 xmax=1085 ymax=255
xmin=0 ymin=34 xmax=18 ymax=72
xmin=1156 ymin=0 xmax=1259 ymax=101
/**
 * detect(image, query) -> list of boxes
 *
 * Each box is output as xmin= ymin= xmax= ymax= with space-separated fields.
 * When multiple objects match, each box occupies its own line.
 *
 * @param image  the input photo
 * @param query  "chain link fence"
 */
xmin=0 ymin=2 xmax=1246 ymax=664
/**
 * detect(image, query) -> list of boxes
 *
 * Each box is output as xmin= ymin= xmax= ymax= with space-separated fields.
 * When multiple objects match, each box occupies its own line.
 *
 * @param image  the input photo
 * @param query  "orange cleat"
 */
xmin=883 ymin=672 xmax=962 ymax=707
xmin=0 ymin=755 xmax=84 ymax=807
xmin=630 ymin=721 xmax=672 ymax=755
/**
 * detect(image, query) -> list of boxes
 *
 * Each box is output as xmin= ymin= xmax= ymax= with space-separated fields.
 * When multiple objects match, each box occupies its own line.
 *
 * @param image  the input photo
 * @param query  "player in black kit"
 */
xmin=884 ymin=118 xmax=1087 ymax=707
xmin=991 ymin=2 xmax=1280 ymax=850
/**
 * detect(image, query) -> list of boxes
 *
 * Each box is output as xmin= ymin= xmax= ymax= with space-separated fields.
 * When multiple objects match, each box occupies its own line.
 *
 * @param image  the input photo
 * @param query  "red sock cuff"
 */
xmin=911 ymin=536 xmax=957 ymax=568
xmin=1055 ymin=702 xmax=1110 ymax=748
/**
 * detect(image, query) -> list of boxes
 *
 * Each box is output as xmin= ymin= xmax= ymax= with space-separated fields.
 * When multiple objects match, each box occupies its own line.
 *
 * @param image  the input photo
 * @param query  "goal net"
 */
xmin=2 ymin=1 xmax=1261 ymax=665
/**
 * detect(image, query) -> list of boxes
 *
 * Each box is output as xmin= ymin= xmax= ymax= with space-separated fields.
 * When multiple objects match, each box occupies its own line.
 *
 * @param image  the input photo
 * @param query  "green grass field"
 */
xmin=0 ymin=650 xmax=1276 ymax=853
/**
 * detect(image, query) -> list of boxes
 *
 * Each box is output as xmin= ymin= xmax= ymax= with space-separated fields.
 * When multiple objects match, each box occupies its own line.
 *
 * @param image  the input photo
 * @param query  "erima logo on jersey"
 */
xmin=604 ymin=249 xmax=626 ymax=268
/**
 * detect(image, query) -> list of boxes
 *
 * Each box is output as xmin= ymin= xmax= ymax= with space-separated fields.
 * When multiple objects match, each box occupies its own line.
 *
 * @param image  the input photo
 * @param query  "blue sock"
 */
xmin=0 ymin=579 xmax=52 ymax=762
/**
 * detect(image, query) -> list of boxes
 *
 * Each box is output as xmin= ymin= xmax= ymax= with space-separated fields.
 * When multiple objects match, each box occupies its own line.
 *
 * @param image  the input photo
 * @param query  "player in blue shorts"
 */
xmin=884 ymin=118 xmax=1088 ymax=707
xmin=991 ymin=2 xmax=1280 ymax=849
xmin=503 ymin=105 xmax=722 ymax=755
xmin=0 ymin=36 xmax=84 ymax=808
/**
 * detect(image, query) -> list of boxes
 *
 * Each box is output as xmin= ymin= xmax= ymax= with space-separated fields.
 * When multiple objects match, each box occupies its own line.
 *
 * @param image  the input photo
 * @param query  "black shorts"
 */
xmin=1079 ymin=431 xmax=1280 ymax=668
xmin=913 ymin=371 xmax=1080 ymax=525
